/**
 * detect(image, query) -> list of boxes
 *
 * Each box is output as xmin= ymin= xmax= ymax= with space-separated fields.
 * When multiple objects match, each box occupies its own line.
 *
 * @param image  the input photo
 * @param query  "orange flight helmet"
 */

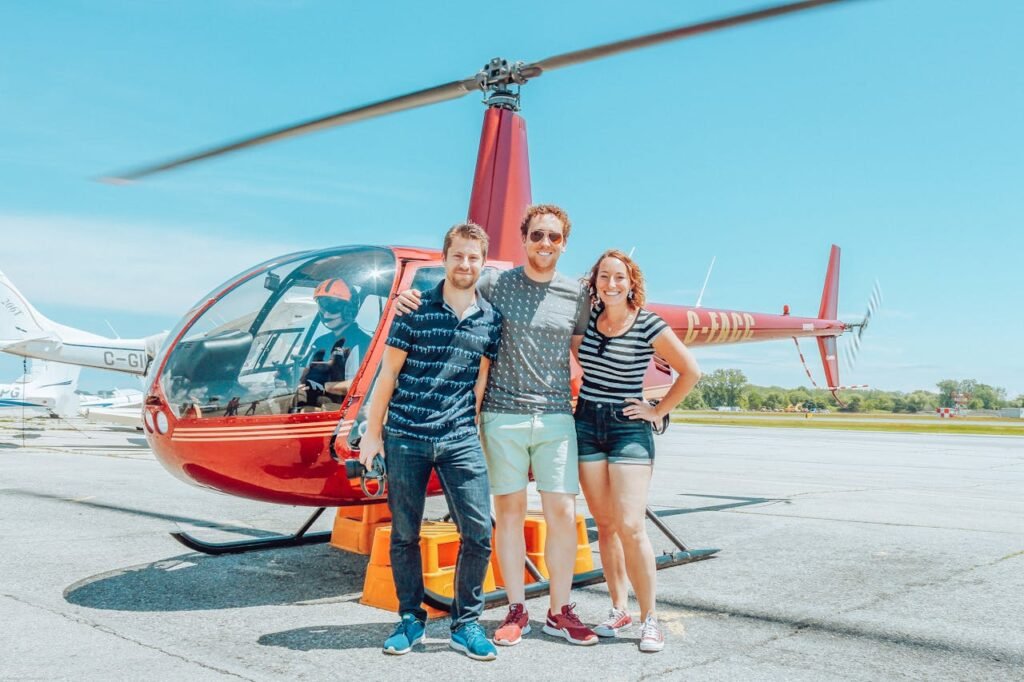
xmin=313 ymin=277 xmax=353 ymax=302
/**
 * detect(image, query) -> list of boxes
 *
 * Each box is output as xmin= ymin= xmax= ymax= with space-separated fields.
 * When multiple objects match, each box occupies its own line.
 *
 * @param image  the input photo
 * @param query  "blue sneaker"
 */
xmin=383 ymin=613 xmax=425 ymax=655
xmin=450 ymin=622 xmax=497 ymax=661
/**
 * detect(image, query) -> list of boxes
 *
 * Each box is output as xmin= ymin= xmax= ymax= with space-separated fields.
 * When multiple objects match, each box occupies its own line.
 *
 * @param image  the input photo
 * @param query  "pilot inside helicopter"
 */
xmin=294 ymin=276 xmax=372 ymax=411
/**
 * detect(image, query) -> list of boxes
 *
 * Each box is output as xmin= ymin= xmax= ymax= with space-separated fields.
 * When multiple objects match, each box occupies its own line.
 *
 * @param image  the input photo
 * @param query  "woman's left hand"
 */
xmin=623 ymin=398 xmax=659 ymax=424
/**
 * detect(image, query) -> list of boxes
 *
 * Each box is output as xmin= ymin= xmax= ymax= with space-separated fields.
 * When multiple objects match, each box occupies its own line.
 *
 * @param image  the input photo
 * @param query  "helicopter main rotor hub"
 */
xmin=475 ymin=58 xmax=537 ymax=111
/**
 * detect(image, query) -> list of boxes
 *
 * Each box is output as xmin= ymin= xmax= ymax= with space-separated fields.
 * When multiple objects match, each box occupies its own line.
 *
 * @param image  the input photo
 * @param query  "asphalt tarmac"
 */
xmin=1 ymin=419 xmax=1021 ymax=681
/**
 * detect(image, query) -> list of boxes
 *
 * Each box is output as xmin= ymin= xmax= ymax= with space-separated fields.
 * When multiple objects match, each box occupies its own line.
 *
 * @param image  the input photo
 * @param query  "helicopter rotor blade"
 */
xmin=522 ymin=0 xmax=857 ymax=77
xmin=101 ymin=77 xmax=480 ymax=182
xmin=102 ymin=0 xmax=859 ymax=182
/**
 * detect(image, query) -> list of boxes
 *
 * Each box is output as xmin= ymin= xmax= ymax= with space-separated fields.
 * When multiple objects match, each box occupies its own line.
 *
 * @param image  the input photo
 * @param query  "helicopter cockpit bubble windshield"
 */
xmin=158 ymin=246 xmax=396 ymax=419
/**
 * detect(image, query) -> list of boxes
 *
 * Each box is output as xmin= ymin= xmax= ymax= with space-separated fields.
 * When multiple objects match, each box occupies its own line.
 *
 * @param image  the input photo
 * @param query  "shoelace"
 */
xmin=462 ymin=623 xmax=487 ymax=643
xmin=501 ymin=604 xmax=524 ymax=626
xmin=561 ymin=603 xmax=585 ymax=627
xmin=393 ymin=615 xmax=418 ymax=637
xmin=604 ymin=608 xmax=626 ymax=624
xmin=641 ymin=617 xmax=662 ymax=640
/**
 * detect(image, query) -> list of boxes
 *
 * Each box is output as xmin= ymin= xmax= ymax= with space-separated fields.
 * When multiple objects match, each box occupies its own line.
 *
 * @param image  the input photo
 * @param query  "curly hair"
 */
xmin=584 ymin=249 xmax=647 ymax=309
xmin=520 ymin=204 xmax=572 ymax=241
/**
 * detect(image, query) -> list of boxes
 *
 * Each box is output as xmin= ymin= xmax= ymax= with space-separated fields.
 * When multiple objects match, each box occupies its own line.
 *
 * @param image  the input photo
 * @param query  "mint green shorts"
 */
xmin=480 ymin=412 xmax=579 ymax=495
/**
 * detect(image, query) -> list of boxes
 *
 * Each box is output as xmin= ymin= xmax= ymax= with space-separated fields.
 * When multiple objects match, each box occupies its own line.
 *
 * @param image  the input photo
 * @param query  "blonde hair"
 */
xmin=443 ymin=222 xmax=489 ymax=259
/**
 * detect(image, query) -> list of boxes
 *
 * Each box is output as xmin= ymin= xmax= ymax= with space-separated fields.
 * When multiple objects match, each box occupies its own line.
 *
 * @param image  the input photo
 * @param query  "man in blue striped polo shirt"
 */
xmin=359 ymin=222 xmax=503 ymax=661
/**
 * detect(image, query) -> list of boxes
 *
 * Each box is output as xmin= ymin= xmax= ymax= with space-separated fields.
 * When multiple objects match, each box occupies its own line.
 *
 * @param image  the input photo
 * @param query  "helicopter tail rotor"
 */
xmin=842 ymin=279 xmax=883 ymax=372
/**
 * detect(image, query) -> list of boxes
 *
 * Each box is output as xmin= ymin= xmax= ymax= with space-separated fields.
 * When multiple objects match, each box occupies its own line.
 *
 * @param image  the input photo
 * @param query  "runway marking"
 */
xmin=235 ymin=566 xmax=295 ymax=577
xmin=727 ymin=508 xmax=1023 ymax=534
xmin=653 ymin=593 xmax=1024 ymax=666
xmin=295 ymin=593 xmax=363 ymax=605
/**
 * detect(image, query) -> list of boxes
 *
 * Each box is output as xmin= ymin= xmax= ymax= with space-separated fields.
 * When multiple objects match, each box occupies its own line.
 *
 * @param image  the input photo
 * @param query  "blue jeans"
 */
xmin=384 ymin=432 xmax=492 ymax=629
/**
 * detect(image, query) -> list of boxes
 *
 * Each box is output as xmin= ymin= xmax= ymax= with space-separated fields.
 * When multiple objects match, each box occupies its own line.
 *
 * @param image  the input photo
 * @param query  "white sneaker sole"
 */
xmin=639 ymin=639 xmax=665 ymax=653
xmin=382 ymin=633 xmax=424 ymax=655
xmin=542 ymin=624 xmax=599 ymax=646
xmin=594 ymin=622 xmax=633 ymax=638
xmin=494 ymin=623 xmax=531 ymax=646
xmin=449 ymin=639 xmax=497 ymax=661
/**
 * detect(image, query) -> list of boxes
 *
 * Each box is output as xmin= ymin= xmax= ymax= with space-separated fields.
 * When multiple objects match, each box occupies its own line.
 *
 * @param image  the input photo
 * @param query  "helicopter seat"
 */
xmin=166 ymin=330 xmax=254 ymax=417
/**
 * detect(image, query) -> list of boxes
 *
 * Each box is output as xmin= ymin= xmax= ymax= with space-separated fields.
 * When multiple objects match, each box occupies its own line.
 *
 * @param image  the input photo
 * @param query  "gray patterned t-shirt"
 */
xmin=480 ymin=267 xmax=590 ymax=414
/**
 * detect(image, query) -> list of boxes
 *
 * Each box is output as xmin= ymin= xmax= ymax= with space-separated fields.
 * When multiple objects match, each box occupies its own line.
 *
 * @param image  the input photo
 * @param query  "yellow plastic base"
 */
xmin=329 ymin=504 xmax=392 ymax=555
xmin=360 ymin=521 xmax=497 ymax=617
xmin=492 ymin=511 xmax=594 ymax=586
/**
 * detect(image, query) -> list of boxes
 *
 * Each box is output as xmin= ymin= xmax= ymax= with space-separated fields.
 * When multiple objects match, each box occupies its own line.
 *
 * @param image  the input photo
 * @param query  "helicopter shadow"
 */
xmin=64 ymin=543 xmax=370 ymax=612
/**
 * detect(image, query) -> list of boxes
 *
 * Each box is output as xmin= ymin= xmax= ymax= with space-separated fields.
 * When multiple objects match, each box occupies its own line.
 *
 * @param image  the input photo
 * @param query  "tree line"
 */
xmin=676 ymin=370 xmax=1024 ymax=413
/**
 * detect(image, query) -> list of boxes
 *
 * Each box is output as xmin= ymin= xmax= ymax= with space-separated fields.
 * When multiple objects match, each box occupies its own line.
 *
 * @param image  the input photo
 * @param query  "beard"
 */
xmin=446 ymin=271 xmax=479 ymax=290
xmin=526 ymin=251 xmax=558 ymax=274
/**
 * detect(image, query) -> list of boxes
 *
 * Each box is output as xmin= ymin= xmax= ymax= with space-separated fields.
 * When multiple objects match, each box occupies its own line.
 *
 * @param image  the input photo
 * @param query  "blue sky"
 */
xmin=1 ymin=0 xmax=1021 ymax=396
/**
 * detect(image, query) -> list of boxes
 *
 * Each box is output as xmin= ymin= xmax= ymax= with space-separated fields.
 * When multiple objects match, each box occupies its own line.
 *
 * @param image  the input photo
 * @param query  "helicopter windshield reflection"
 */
xmin=160 ymin=247 xmax=396 ymax=419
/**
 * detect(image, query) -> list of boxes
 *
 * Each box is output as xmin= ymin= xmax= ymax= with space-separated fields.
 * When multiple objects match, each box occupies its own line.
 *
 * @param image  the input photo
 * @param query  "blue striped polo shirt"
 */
xmin=384 ymin=280 xmax=502 ymax=442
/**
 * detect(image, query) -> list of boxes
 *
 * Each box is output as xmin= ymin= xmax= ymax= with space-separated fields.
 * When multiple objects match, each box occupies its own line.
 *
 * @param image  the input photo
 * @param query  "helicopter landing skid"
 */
xmin=171 ymin=507 xmax=332 ymax=556
xmin=424 ymin=506 xmax=719 ymax=612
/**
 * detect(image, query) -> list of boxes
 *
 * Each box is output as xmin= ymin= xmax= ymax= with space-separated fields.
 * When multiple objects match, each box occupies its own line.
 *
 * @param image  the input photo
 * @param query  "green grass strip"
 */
xmin=671 ymin=415 xmax=1024 ymax=436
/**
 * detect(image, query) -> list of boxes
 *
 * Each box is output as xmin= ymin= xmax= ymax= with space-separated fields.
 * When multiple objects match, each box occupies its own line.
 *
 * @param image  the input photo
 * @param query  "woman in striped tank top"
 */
xmin=571 ymin=249 xmax=701 ymax=653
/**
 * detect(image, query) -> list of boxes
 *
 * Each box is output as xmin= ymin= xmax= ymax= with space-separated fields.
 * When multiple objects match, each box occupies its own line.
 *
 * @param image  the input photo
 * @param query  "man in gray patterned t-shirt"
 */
xmin=396 ymin=205 xmax=598 ymax=646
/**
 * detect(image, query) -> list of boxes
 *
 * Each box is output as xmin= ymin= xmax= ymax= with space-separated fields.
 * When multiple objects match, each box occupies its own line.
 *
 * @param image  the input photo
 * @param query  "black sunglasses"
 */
xmin=528 ymin=230 xmax=564 ymax=244
xmin=318 ymin=298 xmax=351 ymax=315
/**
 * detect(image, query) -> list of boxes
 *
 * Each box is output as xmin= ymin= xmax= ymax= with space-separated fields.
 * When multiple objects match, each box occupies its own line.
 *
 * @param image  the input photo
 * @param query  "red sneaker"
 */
xmin=494 ymin=603 xmax=531 ymax=646
xmin=542 ymin=603 xmax=598 ymax=646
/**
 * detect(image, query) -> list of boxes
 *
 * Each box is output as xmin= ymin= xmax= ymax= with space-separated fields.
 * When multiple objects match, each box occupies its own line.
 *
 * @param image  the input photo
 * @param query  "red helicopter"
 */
xmin=107 ymin=0 xmax=869 ymax=607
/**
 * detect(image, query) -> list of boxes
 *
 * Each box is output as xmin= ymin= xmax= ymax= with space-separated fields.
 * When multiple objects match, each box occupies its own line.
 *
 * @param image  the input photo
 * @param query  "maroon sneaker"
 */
xmin=542 ymin=603 xmax=598 ymax=645
xmin=494 ymin=603 xmax=531 ymax=646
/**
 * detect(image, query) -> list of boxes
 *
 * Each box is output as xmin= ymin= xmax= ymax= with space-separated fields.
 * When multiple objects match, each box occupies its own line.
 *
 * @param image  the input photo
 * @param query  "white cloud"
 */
xmin=1 ymin=213 xmax=305 ymax=316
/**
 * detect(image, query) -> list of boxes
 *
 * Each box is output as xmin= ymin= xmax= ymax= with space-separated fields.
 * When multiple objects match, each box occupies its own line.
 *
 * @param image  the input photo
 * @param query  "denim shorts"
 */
xmin=574 ymin=399 xmax=655 ymax=465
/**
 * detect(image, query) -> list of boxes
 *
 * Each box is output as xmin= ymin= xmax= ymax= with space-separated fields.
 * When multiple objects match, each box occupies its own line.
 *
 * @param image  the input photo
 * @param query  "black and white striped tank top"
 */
xmin=578 ymin=307 xmax=668 ymax=404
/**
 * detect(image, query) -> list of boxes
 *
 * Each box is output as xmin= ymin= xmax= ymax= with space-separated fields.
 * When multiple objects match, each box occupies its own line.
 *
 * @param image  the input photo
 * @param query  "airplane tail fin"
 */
xmin=815 ymin=245 xmax=841 ymax=393
xmin=5 ymin=359 xmax=81 ymax=417
xmin=0 ymin=269 xmax=160 ymax=376
xmin=0 ymin=269 xmax=57 ymax=343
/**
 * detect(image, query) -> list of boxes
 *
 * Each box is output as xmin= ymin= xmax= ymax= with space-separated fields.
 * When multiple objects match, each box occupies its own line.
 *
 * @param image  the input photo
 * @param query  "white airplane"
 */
xmin=79 ymin=388 xmax=145 ymax=410
xmin=0 ymin=359 xmax=80 ymax=418
xmin=0 ymin=269 xmax=166 ymax=376
xmin=79 ymin=387 xmax=146 ymax=428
